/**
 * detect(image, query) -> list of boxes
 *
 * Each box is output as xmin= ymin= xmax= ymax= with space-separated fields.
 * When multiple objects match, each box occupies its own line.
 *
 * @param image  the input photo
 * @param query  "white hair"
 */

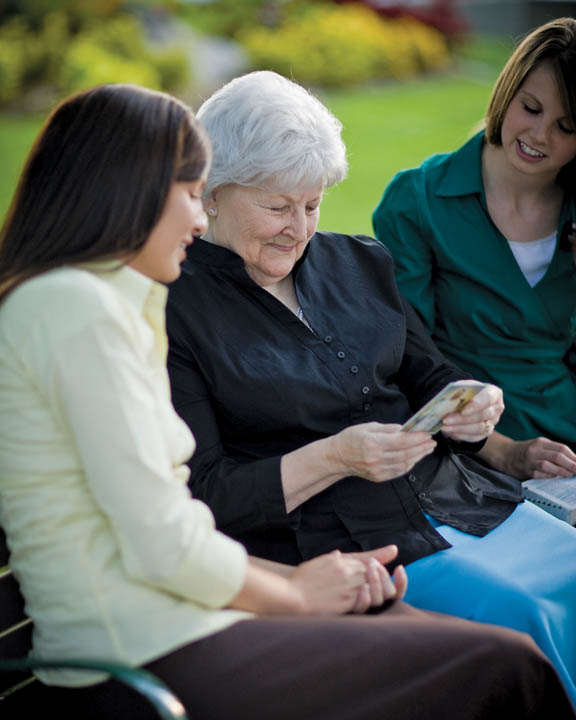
xmin=197 ymin=71 xmax=348 ymax=198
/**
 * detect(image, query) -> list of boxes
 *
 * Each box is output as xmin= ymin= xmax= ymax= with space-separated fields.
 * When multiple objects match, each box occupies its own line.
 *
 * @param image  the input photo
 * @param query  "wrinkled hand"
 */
xmin=441 ymin=383 xmax=504 ymax=443
xmin=329 ymin=422 xmax=436 ymax=482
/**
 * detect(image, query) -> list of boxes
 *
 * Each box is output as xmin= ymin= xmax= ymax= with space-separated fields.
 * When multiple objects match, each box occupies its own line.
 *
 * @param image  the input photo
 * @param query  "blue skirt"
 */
xmin=404 ymin=501 xmax=576 ymax=707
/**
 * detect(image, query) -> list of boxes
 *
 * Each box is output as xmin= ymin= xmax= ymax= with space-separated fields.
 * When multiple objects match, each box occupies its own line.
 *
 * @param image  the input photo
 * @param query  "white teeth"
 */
xmin=519 ymin=140 xmax=544 ymax=158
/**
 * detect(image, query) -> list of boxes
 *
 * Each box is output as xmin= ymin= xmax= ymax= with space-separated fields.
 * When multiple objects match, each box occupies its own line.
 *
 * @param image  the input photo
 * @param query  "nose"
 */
xmin=530 ymin=116 xmax=551 ymax=145
xmin=286 ymin=207 xmax=307 ymax=240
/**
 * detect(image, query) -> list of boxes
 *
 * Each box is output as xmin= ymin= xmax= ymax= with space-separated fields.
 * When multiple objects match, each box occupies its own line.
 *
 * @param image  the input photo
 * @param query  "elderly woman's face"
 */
xmin=207 ymin=184 xmax=322 ymax=287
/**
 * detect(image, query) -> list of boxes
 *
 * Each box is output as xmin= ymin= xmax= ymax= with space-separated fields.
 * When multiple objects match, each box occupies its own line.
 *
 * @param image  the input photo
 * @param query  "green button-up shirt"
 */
xmin=373 ymin=131 xmax=576 ymax=446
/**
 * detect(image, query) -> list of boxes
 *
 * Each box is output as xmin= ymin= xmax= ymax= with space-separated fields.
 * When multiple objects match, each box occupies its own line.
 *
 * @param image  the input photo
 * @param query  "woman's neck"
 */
xmin=482 ymin=142 xmax=561 ymax=209
xmin=261 ymin=274 xmax=299 ymax=312
xmin=481 ymin=142 xmax=564 ymax=242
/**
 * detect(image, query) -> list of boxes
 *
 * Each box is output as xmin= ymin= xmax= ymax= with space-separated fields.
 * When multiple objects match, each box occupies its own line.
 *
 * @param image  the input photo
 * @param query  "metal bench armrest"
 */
xmin=0 ymin=657 xmax=188 ymax=720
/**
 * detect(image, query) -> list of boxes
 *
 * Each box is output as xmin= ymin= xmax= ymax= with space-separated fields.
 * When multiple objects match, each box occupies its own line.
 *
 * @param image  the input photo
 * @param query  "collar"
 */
xmin=80 ymin=260 xmax=168 ymax=317
xmin=434 ymin=131 xmax=576 ymax=229
xmin=185 ymin=236 xmax=312 ymax=284
xmin=187 ymin=237 xmax=246 ymax=269
xmin=435 ymin=131 xmax=485 ymax=198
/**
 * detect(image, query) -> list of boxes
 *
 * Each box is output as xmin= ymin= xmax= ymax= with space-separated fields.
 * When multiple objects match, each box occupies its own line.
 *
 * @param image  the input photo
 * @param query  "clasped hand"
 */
xmin=290 ymin=545 xmax=407 ymax=615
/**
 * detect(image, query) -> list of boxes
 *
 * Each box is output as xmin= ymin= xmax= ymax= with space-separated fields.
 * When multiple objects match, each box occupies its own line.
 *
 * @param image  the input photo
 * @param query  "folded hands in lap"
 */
xmin=290 ymin=545 xmax=407 ymax=615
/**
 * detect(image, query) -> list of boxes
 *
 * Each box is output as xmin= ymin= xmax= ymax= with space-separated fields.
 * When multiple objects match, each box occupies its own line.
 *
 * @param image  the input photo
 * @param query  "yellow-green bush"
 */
xmin=0 ymin=13 xmax=68 ymax=104
xmin=240 ymin=4 xmax=450 ymax=87
xmin=0 ymin=41 xmax=22 ymax=104
xmin=0 ymin=11 xmax=190 ymax=108
xmin=59 ymin=39 xmax=161 ymax=95
xmin=59 ymin=15 xmax=189 ymax=95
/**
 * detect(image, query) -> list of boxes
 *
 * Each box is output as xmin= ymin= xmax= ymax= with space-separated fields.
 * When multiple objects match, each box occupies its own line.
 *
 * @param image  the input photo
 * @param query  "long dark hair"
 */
xmin=0 ymin=83 xmax=209 ymax=302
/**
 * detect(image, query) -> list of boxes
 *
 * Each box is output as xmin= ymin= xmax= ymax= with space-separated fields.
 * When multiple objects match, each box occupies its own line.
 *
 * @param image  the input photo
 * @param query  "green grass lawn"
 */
xmin=318 ymin=72 xmax=494 ymax=235
xmin=0 ymin=69 xmax=498 ymax=234
xmin=0 ymin=114 xmax=45 ymax=222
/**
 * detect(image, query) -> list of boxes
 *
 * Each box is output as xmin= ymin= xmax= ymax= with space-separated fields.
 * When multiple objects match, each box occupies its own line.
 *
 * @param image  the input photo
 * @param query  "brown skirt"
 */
xmin=14 ymin=602 xmax=576 ymax=720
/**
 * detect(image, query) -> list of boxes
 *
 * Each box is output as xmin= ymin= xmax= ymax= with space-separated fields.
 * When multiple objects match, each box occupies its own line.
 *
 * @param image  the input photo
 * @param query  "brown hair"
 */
xmin=0 ymin=84 xmax=209 ymax=302
xmin=485 ymin=18 xmax=576 ymax=147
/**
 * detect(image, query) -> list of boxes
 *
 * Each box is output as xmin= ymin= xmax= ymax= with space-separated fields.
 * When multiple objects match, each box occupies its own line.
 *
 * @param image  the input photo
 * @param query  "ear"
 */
xmin=205 ymin=190 xmax=218 ymax=217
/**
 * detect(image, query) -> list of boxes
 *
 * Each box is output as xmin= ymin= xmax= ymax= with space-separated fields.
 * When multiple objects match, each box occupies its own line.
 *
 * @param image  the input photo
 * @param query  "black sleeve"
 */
xmin=167 ymin=337 xmax=290 ymax=535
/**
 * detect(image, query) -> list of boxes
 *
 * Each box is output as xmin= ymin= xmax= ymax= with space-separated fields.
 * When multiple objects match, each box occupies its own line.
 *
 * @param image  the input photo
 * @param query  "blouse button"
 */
xmin=408 ymin=474 xmax=417 ymax=483
xmin=350 ymin=365 xmax=359 ymax=374
xmin=337 ymin=351 xmax=346 ymax=359
xmin=361 ymin=386 xmax=370 ymax=395
xmin=324 ymin=335 xmax=333 ymax=343
xmin=363 ymin=402 xmax=371 ymax=412
xmin=418 ymin=492 xmax=426 ymax=500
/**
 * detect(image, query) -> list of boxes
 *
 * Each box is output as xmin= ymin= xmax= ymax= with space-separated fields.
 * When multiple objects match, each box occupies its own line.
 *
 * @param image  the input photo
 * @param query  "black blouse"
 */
xmin=167 ymin=232 xmax=522 ymax=567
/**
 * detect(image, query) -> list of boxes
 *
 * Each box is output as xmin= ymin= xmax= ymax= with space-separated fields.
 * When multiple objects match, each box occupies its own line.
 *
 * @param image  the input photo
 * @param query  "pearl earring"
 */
xmin=208 ymin=208 xmax=217 ymax=216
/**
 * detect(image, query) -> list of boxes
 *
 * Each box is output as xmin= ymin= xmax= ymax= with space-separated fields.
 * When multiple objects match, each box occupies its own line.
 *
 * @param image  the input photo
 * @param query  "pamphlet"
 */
xmin=401 ymin=380 xmax=489 ymax=434
xmin=522 ymin=477 xmax=576 ymax=526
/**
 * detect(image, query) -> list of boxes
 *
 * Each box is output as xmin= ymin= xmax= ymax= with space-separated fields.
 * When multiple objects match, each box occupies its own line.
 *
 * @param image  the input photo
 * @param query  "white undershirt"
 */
xmin=507 ymin=232 xmax=556 ymax=287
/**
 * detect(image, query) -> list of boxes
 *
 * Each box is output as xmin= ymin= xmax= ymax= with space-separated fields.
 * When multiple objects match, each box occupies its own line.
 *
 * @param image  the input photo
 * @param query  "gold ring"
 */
xmin=483 ymin=420 xmax=492 ymax=434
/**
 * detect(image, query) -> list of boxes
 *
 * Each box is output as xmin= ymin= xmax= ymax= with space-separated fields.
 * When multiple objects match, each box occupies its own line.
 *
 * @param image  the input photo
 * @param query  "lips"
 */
xmin=268 ymin=243 xmax=296 ymax=252
xmin=517 ymin=139 xmax=546 ymax=158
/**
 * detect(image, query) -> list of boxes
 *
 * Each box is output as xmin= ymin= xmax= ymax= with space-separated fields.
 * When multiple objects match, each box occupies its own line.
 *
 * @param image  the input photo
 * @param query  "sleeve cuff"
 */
xmin=437 ymin=432 xmax=487 ymax=455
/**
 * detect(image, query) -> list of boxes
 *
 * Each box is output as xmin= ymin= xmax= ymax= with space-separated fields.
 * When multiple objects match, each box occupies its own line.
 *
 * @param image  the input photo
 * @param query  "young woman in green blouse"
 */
xmin=373 ymin=17 xmax=576 ymax=480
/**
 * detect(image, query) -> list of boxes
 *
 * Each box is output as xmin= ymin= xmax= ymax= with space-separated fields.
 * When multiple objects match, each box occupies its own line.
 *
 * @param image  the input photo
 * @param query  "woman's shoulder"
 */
xmin=307 ymin=232 xmax=403 ymax=308
xmin=310 ymin=231 xmax=395 ymax=274
xmin=313 ymin=230 xmax=391 ymax=253
xmin=386 ymin=133 xmax=483 ymax=199
xmin=4 ymin=266 xmax=116 ymax=311
xmin=386 ymin=149 xmax=454 ymax=196
xmin=0 ymin=267 xmax=125 ymax=344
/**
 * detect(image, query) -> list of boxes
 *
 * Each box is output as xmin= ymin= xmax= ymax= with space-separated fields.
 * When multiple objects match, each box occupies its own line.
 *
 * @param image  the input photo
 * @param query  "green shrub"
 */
xmin=177 ymin=0 xmax=276 ymax=38
xmin=59 ymin=38 xmax=161 ymax=94
xmin=240 ymin=3 xmax=451 ymax=87
xmin=58 ymin=14 xmax=189 ymax=95
xmin=149 ymin=48 xmax=190 ymax=93
xmin=0 ymin=11 xmax=190 ymax=108
xmin=0 ymin=13 xmax=68 ymax=103
xmin=0 ymin=39 xmax=22 ymax=104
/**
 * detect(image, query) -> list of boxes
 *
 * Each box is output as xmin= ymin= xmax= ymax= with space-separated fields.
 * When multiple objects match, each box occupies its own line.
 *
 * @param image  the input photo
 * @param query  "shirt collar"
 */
xmin=435 ymin=131 xmax=485 ymax=198
xmin=187 ymin=237 xmax=245 ymax=268
xmin=185 ymin=236 xmax=313 ymax=284
xmin=80 ymin=260 xmax=168 ymax=317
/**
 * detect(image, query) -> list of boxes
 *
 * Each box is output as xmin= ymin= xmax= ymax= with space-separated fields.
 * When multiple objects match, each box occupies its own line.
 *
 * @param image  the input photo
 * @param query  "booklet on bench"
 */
xmin=522 ymin=477 xmax=576 ymax=526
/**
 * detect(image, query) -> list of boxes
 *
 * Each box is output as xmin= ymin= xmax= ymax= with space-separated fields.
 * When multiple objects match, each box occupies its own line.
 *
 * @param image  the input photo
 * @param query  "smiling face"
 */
xmin=500 ymin=62 xmax=576 ymax=179
xmin=205 ymin=184 xmax=323 ymax=287
xmin=129 ymin=178 xmax=208 ymax=283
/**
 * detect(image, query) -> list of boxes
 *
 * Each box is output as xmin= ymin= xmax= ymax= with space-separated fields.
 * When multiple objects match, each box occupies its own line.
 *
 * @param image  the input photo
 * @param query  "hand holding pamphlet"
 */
xmin=401 ymin=380 xmax=490 ymax=434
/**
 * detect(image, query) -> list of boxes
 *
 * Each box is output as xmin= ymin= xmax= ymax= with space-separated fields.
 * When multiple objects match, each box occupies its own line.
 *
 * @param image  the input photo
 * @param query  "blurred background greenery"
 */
xmin=0 ymin=0 xmax=518 ymax=233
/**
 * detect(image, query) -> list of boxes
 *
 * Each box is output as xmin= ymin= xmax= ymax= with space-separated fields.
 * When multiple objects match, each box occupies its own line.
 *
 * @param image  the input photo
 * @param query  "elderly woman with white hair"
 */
xmin=166 ymin=71 xmax=576 ymax=705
